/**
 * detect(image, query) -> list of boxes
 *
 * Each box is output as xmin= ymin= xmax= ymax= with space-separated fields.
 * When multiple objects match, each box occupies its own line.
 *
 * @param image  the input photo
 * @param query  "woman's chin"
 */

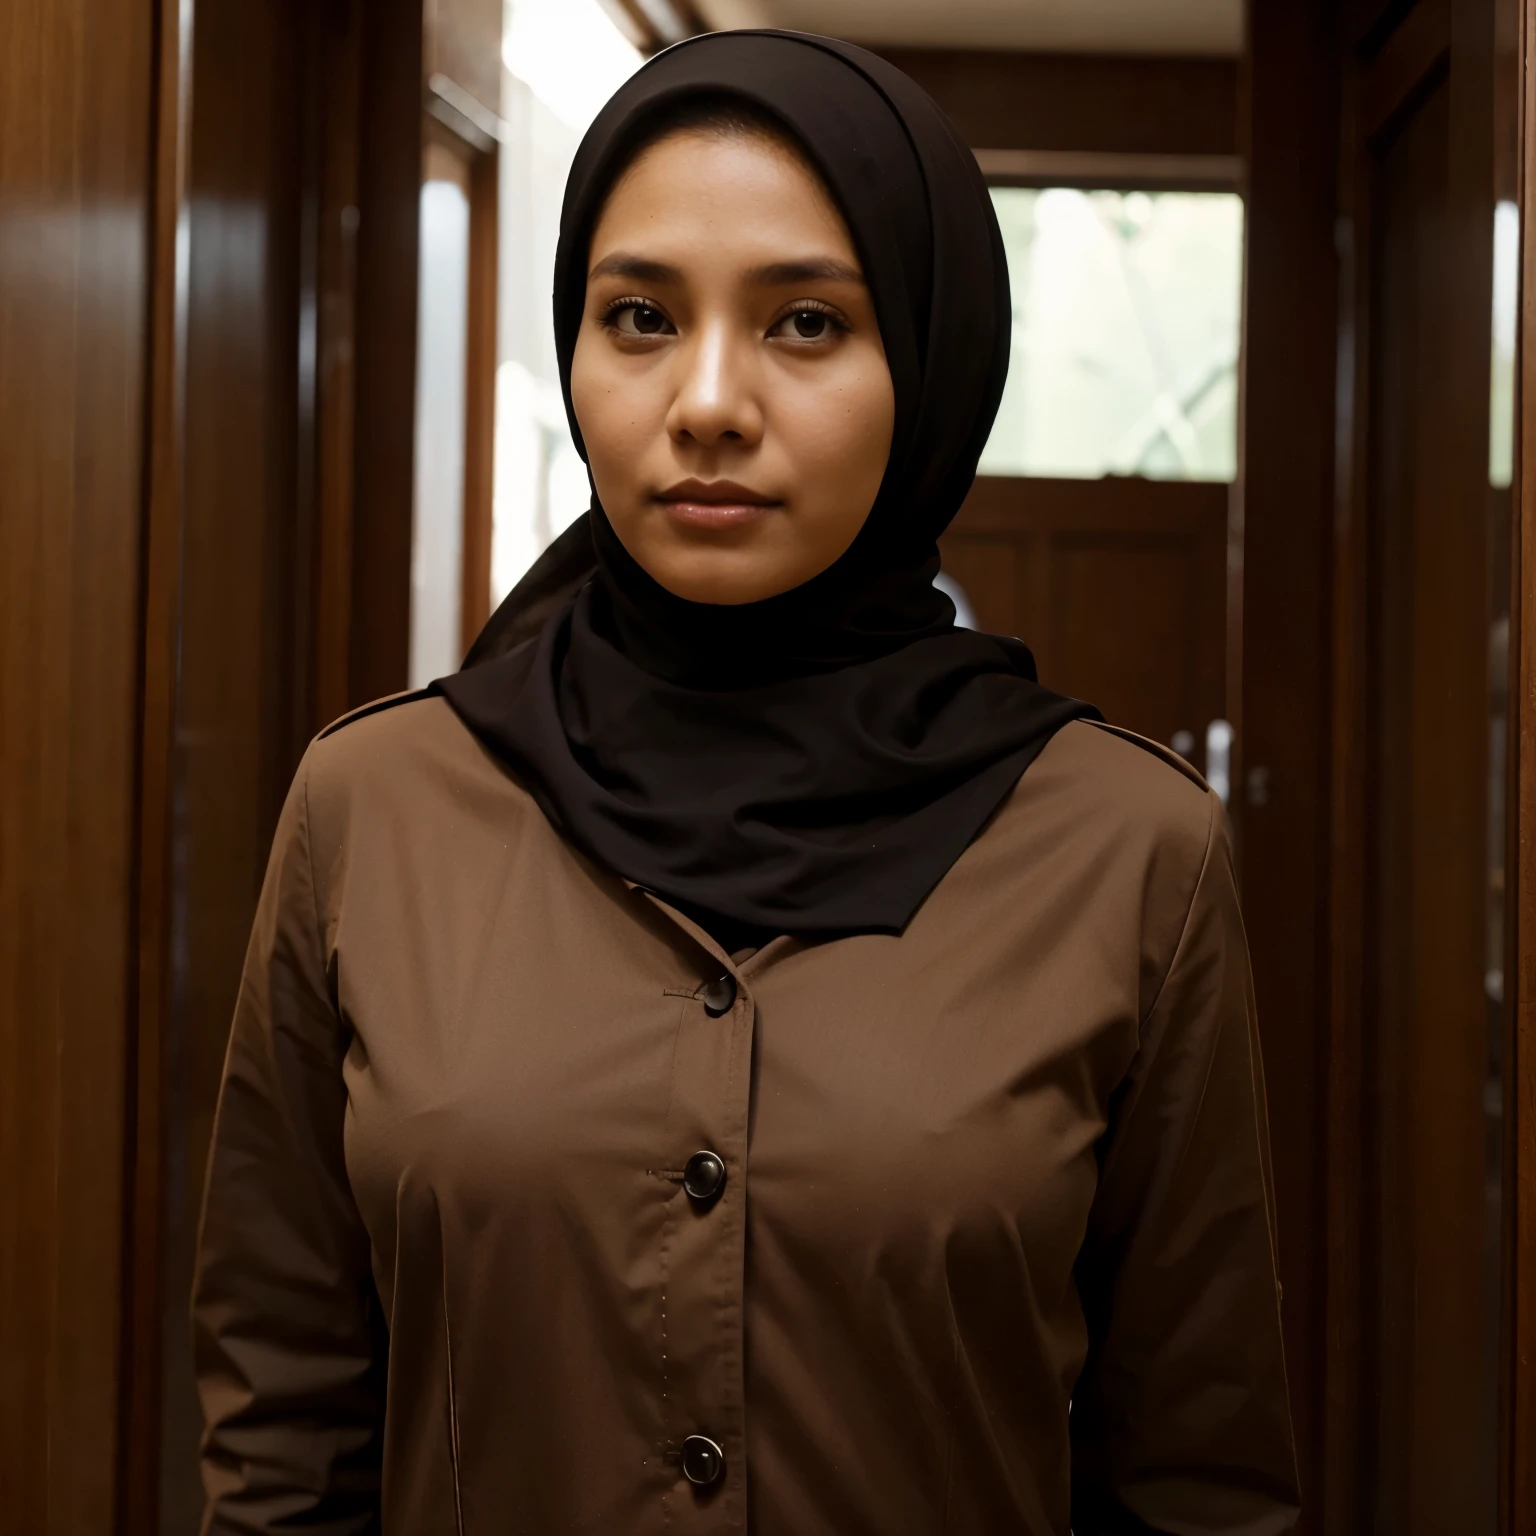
xmin=638 ymin=546 xmax=808 ymax=606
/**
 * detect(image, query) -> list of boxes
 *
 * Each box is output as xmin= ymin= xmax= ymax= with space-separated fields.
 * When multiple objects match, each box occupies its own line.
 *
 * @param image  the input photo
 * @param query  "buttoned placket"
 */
xmin=638 ymin=891 xmax=791 ymax=1531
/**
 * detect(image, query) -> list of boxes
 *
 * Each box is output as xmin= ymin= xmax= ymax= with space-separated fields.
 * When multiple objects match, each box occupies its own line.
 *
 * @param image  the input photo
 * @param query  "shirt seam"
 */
xmin=1135 ymin=787 xmax=1219 ymax=1037
xmin=442 ymin=1273 xmax=466 ymax=1536
xmin=300 ymin=759 xmax=328 ymax=977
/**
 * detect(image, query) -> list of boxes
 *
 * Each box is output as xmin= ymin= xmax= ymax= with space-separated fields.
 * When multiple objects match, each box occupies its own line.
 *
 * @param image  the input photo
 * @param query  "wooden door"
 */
xmin=1326 ymin=0 xmax=1514 ymax=1529
xmin=940 ymin=475 xmax=1229 ymax=760
xmin=1362 ymin=66 xmax=1490 ymax=1529
xmin=1507 ymin=1 xmax=1535 ymax=1524
xmin=0 ymin=0 xmax=158 ymax=1527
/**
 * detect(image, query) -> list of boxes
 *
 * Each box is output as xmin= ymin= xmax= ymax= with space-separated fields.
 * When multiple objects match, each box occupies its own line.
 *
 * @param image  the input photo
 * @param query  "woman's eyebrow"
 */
xmin=588 ymin=252 xmax=680 ymax=283
xmin=749 ymin=257 xmax=865 ymax=286
xmin=587 ymin=252 xmax=866 ymax=286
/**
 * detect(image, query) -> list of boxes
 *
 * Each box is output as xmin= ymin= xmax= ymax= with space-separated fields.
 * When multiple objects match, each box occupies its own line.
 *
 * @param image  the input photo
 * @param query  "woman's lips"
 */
xmin=653 ymin=482 xmax=781 ymax=531
xmin=657 ymin=498 xmax=780 ymax=530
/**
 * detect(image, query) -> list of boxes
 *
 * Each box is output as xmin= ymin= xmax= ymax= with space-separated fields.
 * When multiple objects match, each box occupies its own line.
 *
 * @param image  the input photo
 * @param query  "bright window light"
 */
xmin=503 ymin=0 xmax=643 ymax=135
xmin=1489 ymin=199 xmax=1518 ymax=488
xmin=980 ymin=187 xmax=1245 ymax=482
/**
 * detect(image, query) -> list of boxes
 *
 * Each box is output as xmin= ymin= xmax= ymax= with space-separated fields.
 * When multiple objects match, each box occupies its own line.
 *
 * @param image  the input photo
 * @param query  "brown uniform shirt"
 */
xmin=193 ymin=695 xmax=1298 ymax=1534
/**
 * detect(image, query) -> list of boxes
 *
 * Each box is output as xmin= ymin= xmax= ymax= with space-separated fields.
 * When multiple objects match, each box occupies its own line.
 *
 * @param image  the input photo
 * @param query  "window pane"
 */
xmin=979 ymin=187 xmax=1244 ymax=482
xmin=410 ymin=153 xmax=471 ymax=688
xmin=490 ymin=0 xmax=642 ymax=602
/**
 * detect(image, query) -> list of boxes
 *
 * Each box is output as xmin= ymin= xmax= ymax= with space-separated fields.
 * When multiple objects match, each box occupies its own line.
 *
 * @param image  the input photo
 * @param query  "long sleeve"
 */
xmin=1070 ymin=793 xmax=1301 ymax=1536
xmin=192 ymin=757 xmax=385 ymax=1535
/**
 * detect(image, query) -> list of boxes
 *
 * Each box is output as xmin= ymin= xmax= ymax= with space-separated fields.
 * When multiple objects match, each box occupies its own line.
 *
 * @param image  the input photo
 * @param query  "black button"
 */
xmin=682 ymin=1149 xmax=726 ymax=1203
xmin=700 ymin=974 xmax=737 ymax=1016
xmin=681 ymin=1433 xmax=724 ymax=1486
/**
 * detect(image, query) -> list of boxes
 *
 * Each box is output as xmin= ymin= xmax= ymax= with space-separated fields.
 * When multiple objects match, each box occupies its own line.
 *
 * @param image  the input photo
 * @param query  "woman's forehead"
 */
xmin=589 ymin=131 xmax=856 ymax=264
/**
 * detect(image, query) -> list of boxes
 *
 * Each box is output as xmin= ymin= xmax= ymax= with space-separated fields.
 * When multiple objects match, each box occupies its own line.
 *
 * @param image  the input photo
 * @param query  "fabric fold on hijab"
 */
xmin=439 ymin=28 xmax=1099 ymax=938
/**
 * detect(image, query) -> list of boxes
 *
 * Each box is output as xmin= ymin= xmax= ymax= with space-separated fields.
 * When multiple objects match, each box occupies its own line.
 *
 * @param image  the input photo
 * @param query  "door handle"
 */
xmin=1204 ymin=719 xmax=1234 ymax=806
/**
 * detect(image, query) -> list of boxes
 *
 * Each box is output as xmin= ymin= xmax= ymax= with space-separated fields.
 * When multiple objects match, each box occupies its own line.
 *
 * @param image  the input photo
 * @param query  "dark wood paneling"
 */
xmin=1360 ymin=0 xmax=1451 ymax=140
xmin=315 ymin=0 xmax=364 ymax=728
xmin=876 ymin=47 xmax=1238 ymax=157
xmin=1364 ymin=70 xmax=1491 ymax=1528
xmin=1510 ymin=5 xmax=1536 ymax=1526
xmin=4 ymin=0 xmax=439 ymax=1528
xmin=942 ymin=477 xmax=1227 ymax=751
xmin=1328 ymin=0 xmax=1507 ymax=1529
xmin=0 ymin=0 xmax=158 ymax=1529
xmin=121 ymin=0 xmax=195 ymax=1526
xmin=461 ymin=143 xmax=499 ymax=654
xmin=1324 ymin=30 xmax=1375 ymax=1536
xmin=350 ymin=0 xmax=423 ymax=706
xmin=1240 ymin=5 xmax=1341 ymax=1528
xmin=152 ymin=1 xmax=319 ymax=1526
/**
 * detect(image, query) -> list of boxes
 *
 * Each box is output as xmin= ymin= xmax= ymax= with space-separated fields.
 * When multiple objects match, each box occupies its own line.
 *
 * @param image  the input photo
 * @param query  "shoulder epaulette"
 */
xmin=1085 ymin=719 xmax=1210 ymax=792
xmin=318 ymin=686 xmax=436 ymax=741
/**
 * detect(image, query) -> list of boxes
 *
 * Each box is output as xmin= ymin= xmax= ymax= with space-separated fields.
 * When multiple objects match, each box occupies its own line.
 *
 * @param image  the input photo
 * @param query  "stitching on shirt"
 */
xmin=661 ymin=986 xmax=697 ymax=999
xmin=659 ymin=1200 xmax=673 ymax=1527
xmin=1136 ymin=788 xmax=1218 ymax=1034
xmin=657 ymin=991 xmax=688 ymax=1523
xmin=938 ymin=1308 xmax=962 ymax=1536
xmin=1107 ymin=790 xmax=1226 ymax=1201
xmin=719 ymin=1001 xmax=746 ymax=1518
xmin=300 ymin=763 xmax=329 ymax=989
xmin=441 ymin=1269 xmax=466 ymax=1536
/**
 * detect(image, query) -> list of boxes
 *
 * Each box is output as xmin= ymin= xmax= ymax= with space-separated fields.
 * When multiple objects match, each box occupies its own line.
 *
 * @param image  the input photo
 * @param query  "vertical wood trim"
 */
xmin=315 ymin=0 xmax=363 ymax=730
xmin=1240 ymin=7 xmax=1341 ymax=1525
xmin=1322 ymin=43 xmax=1372 ymax=1536
xmin=460 ymin=144 xmax=498 ymax=658
xmin=349 ymin=0 xmax=422 ymax=707
xmin=1511 ymin=8 xmax=1536 ymax=1526
xmin=120 ymin=0 xmax=194 ymax=1523
xmin=1438 ymin=3 xmax=1500 ymax=1522
xmin=0 ymin=0 xmax=158 ymax=1525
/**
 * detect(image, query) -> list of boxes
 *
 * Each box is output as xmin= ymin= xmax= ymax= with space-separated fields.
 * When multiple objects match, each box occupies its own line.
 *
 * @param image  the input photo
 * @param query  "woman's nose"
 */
xmin=666 ymin=320 xmax=764 ymax=449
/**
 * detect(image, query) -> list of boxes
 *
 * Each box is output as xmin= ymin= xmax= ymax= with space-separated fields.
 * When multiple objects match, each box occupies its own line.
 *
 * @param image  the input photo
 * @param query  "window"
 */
xmin=978 ymin=187 xmax=1244 ymax=482
xmin=410 ymin=140 xmax=473 ymax=688
xmin=490 ymin=0 xmax=642 ymax=603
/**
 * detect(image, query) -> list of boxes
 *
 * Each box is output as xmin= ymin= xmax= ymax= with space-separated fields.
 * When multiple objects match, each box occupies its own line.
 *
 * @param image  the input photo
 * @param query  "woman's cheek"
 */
xmin=581 ymin=392 xmax=653 ymax=506
xmin=785 ymin=368 xmax=893 ymax=490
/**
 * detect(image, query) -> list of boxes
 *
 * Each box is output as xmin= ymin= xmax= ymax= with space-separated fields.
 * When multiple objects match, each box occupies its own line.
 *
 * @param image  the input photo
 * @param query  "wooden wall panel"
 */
xmin=461 ymin=144 xmax=499 ymax=653
xmin=149 ymin=2 xmax=321 ymax=1526
xmin=350 ymin=0 xmax=424 ymax=706
xmin=1508 ymin=4 xmax=1534 ymax=1526
xmin=875 ymin=47 xmax=1238 ymax=157
xmin=1239 ymin=3 xmax=1341 ymax=1527
xmin=0 ymin=0 xmax=158 ymax=1529
xmin=3 ymin=0 xmax=438 ymax=1527
xmin=942 ymin=477 xmax=1227 ymax=752
xmin=1326 ymin=0 xmax=1510 ymax=1528
xmin=1363 ymin=67 xmax=1493 ymax=1526
xmin=315 ymin=0 xmax=364 ymax=729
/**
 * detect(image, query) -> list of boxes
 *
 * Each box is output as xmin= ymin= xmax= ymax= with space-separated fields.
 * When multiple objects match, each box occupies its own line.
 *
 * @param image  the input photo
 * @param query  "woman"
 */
xmin=194 ymin=30 xmax=1298 ymax=1535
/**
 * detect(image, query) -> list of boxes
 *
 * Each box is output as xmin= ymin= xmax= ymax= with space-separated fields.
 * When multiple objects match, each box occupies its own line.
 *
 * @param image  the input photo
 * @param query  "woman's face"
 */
xmin=570 ymin=128 xmax=895 ymax=606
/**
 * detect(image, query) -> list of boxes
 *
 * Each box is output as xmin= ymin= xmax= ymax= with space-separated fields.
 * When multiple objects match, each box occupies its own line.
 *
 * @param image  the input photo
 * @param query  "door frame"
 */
xmin=1510 ymin=6 xmax=1536 ymax=1526
xmin=1325 ymin=0 xmax=1527 ymax=1529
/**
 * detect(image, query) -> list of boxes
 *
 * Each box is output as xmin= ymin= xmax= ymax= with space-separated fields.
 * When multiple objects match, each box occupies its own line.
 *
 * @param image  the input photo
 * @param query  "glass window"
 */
xmin=490 ymin=0 xmax=641 ymax=603
xmin=409 ymin=142 xmax=472 ymax=688
xmin=979 ymin=187 xmax=1244 ymax=482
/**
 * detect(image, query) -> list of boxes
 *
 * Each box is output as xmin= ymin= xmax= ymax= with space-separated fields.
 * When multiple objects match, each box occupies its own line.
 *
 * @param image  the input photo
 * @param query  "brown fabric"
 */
xmin=193 ymin=697 xmax=1299 ymax=1535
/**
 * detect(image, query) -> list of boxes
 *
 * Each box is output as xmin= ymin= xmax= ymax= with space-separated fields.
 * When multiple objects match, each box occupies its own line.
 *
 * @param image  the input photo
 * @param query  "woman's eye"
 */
xmin=609 ymin=302 xmax=673 ymax=337
xmin=773 ymin=309 xmax=835 ymax=340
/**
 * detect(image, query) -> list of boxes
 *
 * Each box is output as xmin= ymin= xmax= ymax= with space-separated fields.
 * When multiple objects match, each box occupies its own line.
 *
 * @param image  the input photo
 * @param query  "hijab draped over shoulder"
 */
xmin=438 ymin=30 xmax=1099 ymax=939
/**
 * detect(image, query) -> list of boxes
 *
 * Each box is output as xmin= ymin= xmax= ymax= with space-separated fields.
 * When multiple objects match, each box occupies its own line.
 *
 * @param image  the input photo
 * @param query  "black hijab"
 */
xmin=439 ymin=30 xmax=1098 ymax=939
